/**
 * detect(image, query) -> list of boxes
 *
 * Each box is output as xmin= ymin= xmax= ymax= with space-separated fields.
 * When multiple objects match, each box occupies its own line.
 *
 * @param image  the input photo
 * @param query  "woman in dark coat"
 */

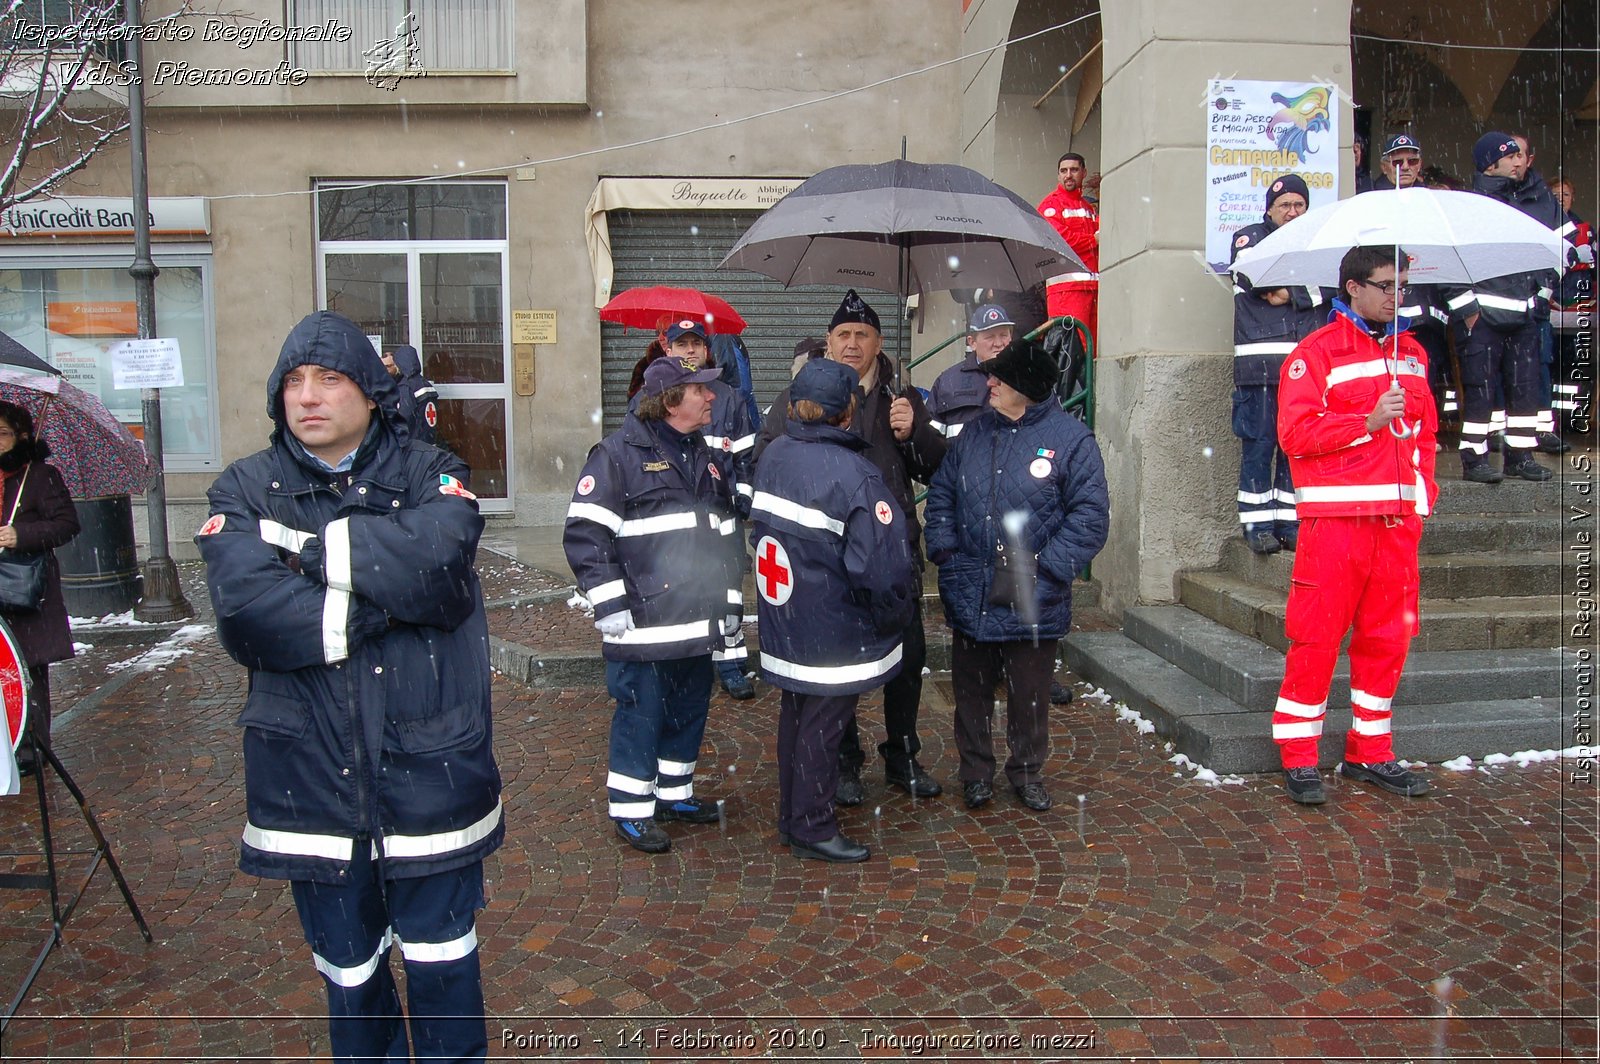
xmin=0 ymin=401 xmax=80 ymax=772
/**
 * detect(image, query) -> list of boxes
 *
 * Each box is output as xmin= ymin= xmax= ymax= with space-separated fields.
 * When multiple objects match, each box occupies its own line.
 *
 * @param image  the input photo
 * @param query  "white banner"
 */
xmin=110 ymin=337 xmax=185 ymax=390
xmin=0 ymin=196 xmax=210 ymax=239
xmin=1205 ymin=79 xmax=1339 ymax=273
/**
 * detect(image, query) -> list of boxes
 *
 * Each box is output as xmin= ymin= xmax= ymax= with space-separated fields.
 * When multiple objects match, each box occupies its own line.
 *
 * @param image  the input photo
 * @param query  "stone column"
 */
xmin=1091 ymin=0 xmax=1354 ymax=615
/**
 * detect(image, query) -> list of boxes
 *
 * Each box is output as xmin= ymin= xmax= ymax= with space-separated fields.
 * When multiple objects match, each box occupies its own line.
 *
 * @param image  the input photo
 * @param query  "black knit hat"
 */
xmin=984 ymin=338 xmax=1058 ymax=404
xmin=1264 ymin=173 xmax=1310 ymax=213
xmin=829 ymin=289 xmax=881 ymax=334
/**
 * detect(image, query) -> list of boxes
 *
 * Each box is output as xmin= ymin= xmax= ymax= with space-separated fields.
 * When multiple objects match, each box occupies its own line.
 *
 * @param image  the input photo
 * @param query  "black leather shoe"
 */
xmin=1461 ymin=462 xmax=1503 ymax=484
xmin=1014 ymin=782 xmax=1052 ymax=811
xmin=962 ymin=779 xmax=994 ymax=809
xmin=791 ymin=833 xmax=870 ymax=863
xmin=654 ymin=797 xmax=721 ymax=824
xmin=834 ymin=767 xmax=864 ymax=807
xmin=1048 ymin=681 xmax=1073 ymax=705
xmin=1505 ymin=457 xmax=1553 ymax=482
xmin=885 ymin=761 xmax=943 ymax=798
xmin=1536 ymin=431 xmax=1571 ymax=454
xmin=719 ymin=670 xmax=756 ymax=700
xmin=1276 ymin=527 xmax=1298 ymax=553
xmin=614 ymin=819 xmax=671 ymax=853
xmin=1245 ymin=528 xmax=1280 ymax=555
xmin=1284 ymin=766 xmax=1326 ymax=805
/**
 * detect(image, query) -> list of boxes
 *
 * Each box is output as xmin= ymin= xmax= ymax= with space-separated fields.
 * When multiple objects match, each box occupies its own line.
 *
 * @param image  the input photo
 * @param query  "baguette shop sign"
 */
xmin=0 ymin=196 xmax=210 ymax=239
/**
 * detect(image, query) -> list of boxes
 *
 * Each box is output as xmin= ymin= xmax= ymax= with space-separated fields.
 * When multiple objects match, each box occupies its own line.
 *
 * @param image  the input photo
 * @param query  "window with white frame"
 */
xmin=289 ymin=0 xmax=511 ymax=74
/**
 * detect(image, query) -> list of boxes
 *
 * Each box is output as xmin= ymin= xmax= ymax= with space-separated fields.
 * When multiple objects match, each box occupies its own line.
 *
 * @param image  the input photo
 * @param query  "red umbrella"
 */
xmin=599 ymin=286 xmax=747 ymax=335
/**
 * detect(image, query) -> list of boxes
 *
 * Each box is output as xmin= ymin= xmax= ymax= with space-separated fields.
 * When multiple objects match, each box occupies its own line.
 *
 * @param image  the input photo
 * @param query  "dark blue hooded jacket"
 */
xmin=924 ymin=397 xmax=1109 ymax=642
xmin=197 ymin=311 xmax=502 ymax=885
xmin=388 ymin=343 xmax=440 ymax=446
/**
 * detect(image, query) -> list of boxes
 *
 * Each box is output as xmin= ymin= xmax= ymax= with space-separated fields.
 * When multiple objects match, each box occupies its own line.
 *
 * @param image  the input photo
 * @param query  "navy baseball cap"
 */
xmin=968 ymin=303 xmax=1015 ymax=332
xmin=1382 ymin=133 xmax=1422 ymax=157
xmin=642 ymin=354 xmax=720 ymax=396
xmin=790 ymin=358 xmax=859 ymax=419
xmin=664 ymin=319 xmax=711 ymax=345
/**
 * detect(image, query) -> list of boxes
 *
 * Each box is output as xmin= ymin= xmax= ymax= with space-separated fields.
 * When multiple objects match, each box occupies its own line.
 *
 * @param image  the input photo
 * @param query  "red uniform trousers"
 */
xmin=1272 ymin=513 xmax=1423 ymax=768
xmin=1046 ymin=282 xmax=1098 ymax=351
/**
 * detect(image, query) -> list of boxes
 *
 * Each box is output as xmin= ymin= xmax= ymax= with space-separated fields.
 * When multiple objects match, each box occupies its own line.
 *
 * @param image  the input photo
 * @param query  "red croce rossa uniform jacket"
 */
xmin=1037 ymin=186 xmax=1099 ymax=281
xmin=1278 ymin=303 xmax=1439 ymax=518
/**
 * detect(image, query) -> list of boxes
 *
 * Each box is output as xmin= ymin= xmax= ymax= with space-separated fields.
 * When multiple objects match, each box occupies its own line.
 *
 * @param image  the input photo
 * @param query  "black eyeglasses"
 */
xmin=1356 ymin=278 xmax=1410 ymax=296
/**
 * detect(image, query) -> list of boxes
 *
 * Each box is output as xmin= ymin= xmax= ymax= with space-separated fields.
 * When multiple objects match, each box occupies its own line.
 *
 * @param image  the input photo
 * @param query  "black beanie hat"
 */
xmin=984 ymin=338 xmax=1058 ymax=404
xmin=1264 ymin=173 xmax=1310 ymax=213
xmin=829 ymin=289 xmax=881 ymax=334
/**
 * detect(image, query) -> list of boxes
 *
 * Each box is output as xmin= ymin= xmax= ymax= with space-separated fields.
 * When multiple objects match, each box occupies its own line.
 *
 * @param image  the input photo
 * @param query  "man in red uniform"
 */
xmin=1272 ymin=245 xmax=1438 ymax=805
xmin=1037 ymin=152 xmax=1099 ymax=346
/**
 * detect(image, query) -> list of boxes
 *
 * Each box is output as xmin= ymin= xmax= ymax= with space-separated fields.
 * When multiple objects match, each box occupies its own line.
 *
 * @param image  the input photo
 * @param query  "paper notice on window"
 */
xmin=110 ymin=337 xmax=184 ymax=389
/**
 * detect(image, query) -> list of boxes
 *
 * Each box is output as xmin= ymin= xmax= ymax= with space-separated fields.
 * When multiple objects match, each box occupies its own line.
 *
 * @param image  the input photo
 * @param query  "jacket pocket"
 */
xmin=237 ymin=690 xmax=311 ymax=739
xmin=393 ymin=702 xmax=485 ymax=756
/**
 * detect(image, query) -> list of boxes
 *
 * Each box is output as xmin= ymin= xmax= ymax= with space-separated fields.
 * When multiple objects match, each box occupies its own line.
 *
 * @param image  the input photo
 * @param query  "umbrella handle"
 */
xmin=1388 ymin=419 xmax=1416 ymax=440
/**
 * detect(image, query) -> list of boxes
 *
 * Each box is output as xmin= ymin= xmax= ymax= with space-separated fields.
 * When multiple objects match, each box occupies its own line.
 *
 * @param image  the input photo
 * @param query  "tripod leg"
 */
xmin=42 ymin=746 xmax=153 ymax=943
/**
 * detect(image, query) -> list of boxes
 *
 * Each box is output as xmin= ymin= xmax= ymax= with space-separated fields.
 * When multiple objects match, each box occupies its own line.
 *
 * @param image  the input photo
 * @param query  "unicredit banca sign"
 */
xmin=0 ymin=197 xmax=210 ymax=238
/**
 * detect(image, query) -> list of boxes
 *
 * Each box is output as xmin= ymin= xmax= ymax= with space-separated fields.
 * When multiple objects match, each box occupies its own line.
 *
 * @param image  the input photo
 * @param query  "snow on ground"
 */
xmin=105 ymin=624 xmax=213 ymax=673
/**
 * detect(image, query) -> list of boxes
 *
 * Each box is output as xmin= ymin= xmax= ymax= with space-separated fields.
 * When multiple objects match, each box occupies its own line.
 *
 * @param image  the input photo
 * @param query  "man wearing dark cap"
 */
xmin=565 ymin=353 xmax=741 ymax=854
xmin=750 ymin=359 xmax=917 ymax=862
xmin=758 ymin=289 xmax=947 ymax=805
xmin=1373 ymin=134 xmax=1423 ymax=191
xmin=925 ymin=339 xmax=1109 ymax=813
xmin=1442 ymin=131 xmax=1555 ymax=483
xmin=1228 ymin=174 xmax=1327 ymax=554
xmin=926 ymin=303 xmax=1015 ymax=440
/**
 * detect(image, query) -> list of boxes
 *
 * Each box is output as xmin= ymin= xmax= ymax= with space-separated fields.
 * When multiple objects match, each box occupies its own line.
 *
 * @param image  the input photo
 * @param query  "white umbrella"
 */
xmin=1230 ymin=187 xmax=1566 ymax=289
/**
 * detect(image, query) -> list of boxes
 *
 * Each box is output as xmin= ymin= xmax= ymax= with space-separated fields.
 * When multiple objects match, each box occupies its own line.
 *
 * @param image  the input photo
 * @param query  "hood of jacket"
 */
xmin=389 ymin=343 xmax=424 ymax=379
xmin=267 ymin=311 xmax=404 ymax=443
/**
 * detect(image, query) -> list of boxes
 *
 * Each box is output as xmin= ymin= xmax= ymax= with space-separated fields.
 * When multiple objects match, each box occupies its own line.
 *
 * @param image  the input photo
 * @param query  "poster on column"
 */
xmin=1205 ymin=79 xmax=1339 ymax=274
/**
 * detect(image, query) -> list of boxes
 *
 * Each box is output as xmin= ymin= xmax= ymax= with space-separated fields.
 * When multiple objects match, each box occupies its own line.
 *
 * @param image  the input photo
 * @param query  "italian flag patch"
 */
xmin=439 ymin=474 xmax=477 ymax=500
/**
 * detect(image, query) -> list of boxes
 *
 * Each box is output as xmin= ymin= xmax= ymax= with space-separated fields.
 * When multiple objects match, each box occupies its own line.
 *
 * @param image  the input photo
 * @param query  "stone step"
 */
xmin=1217 ymin=538 xmax=1568 ymax=598
xmin=1418 ymin=513 xmax=1565 ymax=554
xmin=1431 ymin=465 xmax=1578 ymax=514
xmin=1179 ymin=570 xmax=1564 ymax=652
xmin=1121 ymin=605 xmax=1565 ymax=712
xmin=1061 ymin=630 xmax=1568 ymax=774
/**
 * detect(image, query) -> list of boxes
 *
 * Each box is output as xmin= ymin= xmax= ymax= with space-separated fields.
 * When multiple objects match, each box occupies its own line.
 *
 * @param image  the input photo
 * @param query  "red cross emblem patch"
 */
xmin=874 ymin=500 xmax=894 ymax=525
xmin=424 ymin=401 xmax=438 ymax=428
xmin=197 ymin=514 xmax=226 ymax=536
xmin=755 ymin=536 xmax=793 ymax=606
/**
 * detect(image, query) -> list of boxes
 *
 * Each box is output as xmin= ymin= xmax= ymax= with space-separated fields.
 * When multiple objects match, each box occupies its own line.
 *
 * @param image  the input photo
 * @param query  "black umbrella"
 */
xmin=0 ymin=330 xmax=62 ymax=376
xmin=719 ymin=159 xmax=1084 ymax=377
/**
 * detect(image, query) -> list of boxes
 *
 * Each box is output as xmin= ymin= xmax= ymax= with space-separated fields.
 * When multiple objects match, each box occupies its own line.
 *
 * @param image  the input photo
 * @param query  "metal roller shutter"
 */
xmin=599 ymin=209 xmax=908 ymax=432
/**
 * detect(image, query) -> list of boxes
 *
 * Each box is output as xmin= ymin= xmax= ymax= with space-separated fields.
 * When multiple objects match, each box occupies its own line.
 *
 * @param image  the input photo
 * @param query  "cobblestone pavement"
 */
xmin=0 ymin=562 xmax=1594 ymax=1062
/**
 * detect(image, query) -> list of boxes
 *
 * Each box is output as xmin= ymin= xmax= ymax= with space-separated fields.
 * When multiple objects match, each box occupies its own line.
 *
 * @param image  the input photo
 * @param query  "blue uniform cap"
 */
xmin=968 ymin=303 xmax=1014 ymax=332
xmin=790 ymin=358 xmax=859 ymax=419
xmin=664 ymin=319 xmax=711 ymax=345
xmin=642 ymin=354 xmax=721 ymax=396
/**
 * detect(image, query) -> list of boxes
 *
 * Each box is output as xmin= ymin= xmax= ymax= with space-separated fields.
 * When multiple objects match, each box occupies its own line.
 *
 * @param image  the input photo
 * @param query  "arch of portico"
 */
xmin=961 ymin=0 xmax=1358 ymax=617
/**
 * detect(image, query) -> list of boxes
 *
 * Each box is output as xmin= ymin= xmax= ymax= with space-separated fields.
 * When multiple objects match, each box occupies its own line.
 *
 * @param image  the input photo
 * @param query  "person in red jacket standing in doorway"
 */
xmin=1037 ymin=152 xmax=1099 ymax=347
xmin=1272 ymin=245 xmax=1438 ymax=806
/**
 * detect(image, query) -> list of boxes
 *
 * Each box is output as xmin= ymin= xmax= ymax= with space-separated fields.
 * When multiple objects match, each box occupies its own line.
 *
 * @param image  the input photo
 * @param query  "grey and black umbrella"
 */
xmin=0 ymin=330 xmax=62 ymax=376
xmin=719 ymin=159 xmax=1084 ymax=298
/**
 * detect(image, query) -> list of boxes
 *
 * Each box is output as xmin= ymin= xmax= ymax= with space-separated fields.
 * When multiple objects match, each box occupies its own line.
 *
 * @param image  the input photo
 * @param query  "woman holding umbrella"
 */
xmin=0 ymin=401 xmax=80 ymax=775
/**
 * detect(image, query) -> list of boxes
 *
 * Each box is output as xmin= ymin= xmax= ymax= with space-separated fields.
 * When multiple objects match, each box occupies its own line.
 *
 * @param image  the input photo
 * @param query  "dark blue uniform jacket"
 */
xmin=198 ymin=312 xmax=502 ymax=885
xmin=1230 ymin=220 xmax=1330 ymax=387
xmin=749 ymin=421 xmax=915 ymax=695
xmin=924 ymin=397 xmax=1109 ymax=642
xmin=564 ymin=412 xmax=741 ymax=662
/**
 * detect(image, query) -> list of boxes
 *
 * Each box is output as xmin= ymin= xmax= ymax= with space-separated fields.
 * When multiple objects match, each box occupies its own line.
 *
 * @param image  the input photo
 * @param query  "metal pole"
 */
xmin=125 ymin=0 xmax=193 ymax=622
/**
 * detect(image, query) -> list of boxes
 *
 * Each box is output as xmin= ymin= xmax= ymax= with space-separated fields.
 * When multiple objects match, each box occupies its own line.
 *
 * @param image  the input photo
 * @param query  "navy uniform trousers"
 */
xmin=604 ymin=656 xmax=713 ymax=819
xmin=1232 ymin=385 xmax=1298 ymax=538
xmin=838 ymin=595 xmax=927 ymax=774
xmin=778 ymin=690 xmax=859 ymax=843
xmin=292 ymin=857 xmax=486 ymax=1062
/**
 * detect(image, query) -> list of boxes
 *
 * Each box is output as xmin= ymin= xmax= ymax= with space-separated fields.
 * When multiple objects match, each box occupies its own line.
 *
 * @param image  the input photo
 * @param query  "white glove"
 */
xmin=720 ymin=613 xmax=743 ymax=647
xmin=1576 ymin=243 xmax=1596 ymax=267
xmin=595 ymin=610 xmax=634 ymax=638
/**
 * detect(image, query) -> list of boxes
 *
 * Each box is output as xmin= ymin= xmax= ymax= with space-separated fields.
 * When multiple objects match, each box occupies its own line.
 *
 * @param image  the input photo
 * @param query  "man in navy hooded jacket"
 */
xmin=198 ymin=311 xmax=502 ymax=1063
